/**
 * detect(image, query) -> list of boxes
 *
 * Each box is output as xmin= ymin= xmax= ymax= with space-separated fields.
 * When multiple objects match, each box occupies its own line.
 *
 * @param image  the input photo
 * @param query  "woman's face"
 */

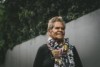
xmin=49 ymin=21 xmax=65 ymax=40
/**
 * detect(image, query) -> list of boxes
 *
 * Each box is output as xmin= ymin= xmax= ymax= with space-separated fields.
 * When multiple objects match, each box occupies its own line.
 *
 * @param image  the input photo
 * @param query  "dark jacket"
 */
xmin=33 ymin=44 xmax=83 ymax=67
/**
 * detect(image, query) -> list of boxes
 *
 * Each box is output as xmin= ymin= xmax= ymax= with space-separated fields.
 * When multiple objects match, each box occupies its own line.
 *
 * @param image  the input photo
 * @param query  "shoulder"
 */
xmin=39 ymin=44 xmax=48 ymax=48
xmin=38 ymin=44 xmax=48 ymax=51
xmin=68 ymin=43 xmax=77 ymax=53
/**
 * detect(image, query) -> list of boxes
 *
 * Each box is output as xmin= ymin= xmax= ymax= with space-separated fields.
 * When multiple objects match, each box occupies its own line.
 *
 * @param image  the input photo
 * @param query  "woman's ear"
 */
xmin=47 ymin=29 xmax=52 ymax=36
xmin=48 ymin=29 xmax=52 ymax=33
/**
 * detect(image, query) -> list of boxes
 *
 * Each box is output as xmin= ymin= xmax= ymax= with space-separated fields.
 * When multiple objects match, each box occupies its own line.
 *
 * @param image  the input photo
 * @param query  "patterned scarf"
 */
xmin=47 ymin=38 xmax=75 ymax=67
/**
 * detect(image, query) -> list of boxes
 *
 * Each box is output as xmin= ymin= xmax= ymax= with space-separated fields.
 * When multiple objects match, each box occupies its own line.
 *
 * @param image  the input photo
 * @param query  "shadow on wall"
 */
xmin=3 ymin=9 xmax=100 ymax=67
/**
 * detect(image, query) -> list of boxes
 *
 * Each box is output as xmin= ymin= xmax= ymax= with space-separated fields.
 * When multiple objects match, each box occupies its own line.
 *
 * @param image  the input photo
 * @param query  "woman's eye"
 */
xmin=55 ymin=27 xmax=59 ymax=29
xmin=55 ymin=27 xmax=65 ymax=30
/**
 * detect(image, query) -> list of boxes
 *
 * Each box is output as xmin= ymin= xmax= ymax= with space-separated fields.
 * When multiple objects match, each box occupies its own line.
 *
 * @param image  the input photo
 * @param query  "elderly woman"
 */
xmin=33 ymin=16 xmax=83 ymax=67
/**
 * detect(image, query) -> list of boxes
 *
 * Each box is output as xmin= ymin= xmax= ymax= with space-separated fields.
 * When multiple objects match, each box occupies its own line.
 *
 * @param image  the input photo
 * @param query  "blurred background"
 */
xmin=0 ymin=0 xmax=100 ymax=67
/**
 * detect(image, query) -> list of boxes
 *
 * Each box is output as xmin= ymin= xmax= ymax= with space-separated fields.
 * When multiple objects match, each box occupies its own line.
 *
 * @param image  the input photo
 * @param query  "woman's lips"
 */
xmin=57 ymin=32 xmax=64 ymax=35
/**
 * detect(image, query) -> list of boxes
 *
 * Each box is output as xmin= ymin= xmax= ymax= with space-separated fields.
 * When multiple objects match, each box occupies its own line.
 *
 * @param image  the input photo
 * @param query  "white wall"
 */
xmin=65 ymin=9 xmax=100 ymax=67
xmin=4 ymin=35 xmax=48 ymax=67
xmin=3 ymin=9 xmax=100 ymax=67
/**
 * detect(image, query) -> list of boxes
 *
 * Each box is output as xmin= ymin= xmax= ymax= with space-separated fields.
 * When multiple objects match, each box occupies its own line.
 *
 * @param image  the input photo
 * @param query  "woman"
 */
xmin=33 ymin=16 xmax=83 ymax=67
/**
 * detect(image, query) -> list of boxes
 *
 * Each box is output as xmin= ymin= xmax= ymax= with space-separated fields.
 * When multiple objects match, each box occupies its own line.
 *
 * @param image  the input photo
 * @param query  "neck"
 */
xmin=48 ymin=37 xmax=64 ymax=45
xmin=54 ymin=38 xmax=64 ymax=45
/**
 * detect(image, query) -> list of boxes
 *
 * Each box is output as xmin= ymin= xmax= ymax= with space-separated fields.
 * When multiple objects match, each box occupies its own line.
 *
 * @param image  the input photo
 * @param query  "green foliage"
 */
xmin=0 ymin=0 xmax=100 ymax=65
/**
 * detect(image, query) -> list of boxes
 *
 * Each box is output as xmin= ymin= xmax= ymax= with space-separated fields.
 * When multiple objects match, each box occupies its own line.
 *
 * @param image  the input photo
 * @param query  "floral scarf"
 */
xmin=47 ymin=38 xmax=75 ymax=67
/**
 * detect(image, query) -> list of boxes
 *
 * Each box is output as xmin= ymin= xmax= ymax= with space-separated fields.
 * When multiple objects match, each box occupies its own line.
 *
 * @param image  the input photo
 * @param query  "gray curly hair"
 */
xmin=47 ymin=16 xmax=65 ymax=30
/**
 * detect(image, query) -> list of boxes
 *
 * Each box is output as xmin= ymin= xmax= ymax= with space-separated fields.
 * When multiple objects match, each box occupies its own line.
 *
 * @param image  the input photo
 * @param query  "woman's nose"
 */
xmin=59 ymin=28 xmax=63 ymax=31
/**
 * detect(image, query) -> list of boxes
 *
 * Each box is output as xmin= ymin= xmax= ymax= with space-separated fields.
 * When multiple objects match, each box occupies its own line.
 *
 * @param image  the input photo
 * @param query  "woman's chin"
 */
xmin=55 ymin=37 xmax=64 ymax=40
